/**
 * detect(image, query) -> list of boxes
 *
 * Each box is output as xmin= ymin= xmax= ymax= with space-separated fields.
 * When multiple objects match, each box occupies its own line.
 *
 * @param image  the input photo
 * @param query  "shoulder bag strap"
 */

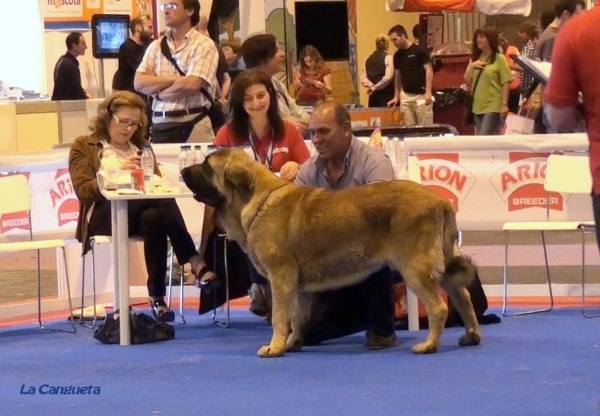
xmin=159 ymin=37 xmax=215 ymax=107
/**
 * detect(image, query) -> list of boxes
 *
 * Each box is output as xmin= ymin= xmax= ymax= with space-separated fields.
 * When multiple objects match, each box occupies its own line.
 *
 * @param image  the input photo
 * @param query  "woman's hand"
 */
xmin=471 ymin=60 xmax=488 ymax=70
xmin=312 ymin=80 xmax=324 ymax=89
xmin=120 ymin=154 xmax=141 ymax=171
xmin=279 ymin=162 xmax=300 ymax=181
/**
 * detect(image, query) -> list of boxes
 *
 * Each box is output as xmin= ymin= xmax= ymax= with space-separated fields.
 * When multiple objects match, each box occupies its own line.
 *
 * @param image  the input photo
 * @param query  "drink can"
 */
xmin=131 ymin=169 xmax=144 ymax=191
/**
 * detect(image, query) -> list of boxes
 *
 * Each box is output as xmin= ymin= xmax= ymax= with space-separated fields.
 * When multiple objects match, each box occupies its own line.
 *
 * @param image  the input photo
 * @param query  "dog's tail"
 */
xmin=442 ymin=255 xmax=477 ymax=289
xmin=440 ymin=205 xmax=477 ymax=288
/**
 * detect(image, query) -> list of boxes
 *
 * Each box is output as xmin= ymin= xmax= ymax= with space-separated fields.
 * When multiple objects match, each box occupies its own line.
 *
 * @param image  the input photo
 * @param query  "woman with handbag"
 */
xmin=464 ymin=25 xmax=513 ymax=135
xmin=69 ymin=91 xmax=207 ymax=323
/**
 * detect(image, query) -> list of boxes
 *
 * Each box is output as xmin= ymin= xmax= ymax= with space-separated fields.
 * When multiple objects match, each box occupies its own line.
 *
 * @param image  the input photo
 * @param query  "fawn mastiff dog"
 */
xmin=182 ymin=148 xmax=481 ymax=358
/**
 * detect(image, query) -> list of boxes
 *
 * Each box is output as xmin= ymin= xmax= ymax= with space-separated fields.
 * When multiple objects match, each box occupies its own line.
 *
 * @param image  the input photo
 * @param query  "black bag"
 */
xmin=93 ymin=309 xmax=175 ymax=344
xmin=159 ymin=37 xmax=226 ymax=134
xmin=150 ymin=112 xmax=207 ymax=144
xmin=463 ymin=69 xmax=483 ymax=126
xmin=198 ymin=228 xmax=252 ymax=315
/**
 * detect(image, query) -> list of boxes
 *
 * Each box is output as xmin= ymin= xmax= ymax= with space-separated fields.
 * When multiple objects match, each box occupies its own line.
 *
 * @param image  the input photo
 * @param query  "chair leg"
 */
xmin=212 ymin=237 xmax=230 ymax=328
xmin=503 ymin=230 xmax=554 ymax=316
xmin=167 ymin=245 xmax=185 ymax=324
xmin=581 ymin=228 xmax=600 ymax=318
xmin=38 ymin=247 xmax=76 ymax=333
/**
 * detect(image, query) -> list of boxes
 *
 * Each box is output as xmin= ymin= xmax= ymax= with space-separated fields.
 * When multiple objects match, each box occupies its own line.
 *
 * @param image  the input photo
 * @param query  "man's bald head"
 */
xmin=312 ymin=101 xmax=351 ymax=128
xmin=309 ymin=101 xmax=353 ymax=162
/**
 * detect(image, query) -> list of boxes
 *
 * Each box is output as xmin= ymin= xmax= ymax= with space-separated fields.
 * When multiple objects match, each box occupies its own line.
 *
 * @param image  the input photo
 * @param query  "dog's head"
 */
xmin=181 ymin=148 xmax=260 ymax=208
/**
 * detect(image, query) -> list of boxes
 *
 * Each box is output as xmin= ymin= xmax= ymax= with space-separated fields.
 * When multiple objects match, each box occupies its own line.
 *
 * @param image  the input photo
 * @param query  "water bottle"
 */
xmin=140 ymin=144 xmax=154 ymax=192
xmin=178 ymin=145 xmax=192 ymax=192
xmin=396 ymin=137 xmax=409 ymax=180
xmin=192 ymin=145 xmax=205 ymax=165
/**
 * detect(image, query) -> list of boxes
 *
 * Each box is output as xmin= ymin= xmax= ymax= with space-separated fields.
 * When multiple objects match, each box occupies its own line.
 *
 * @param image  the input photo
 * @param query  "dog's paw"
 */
xmin=458 ymin=328 xmax=481 ymax=347
xmin=257 ymin=344 xmax=285 ymax=358
xmin=412 ymin=342 xmax=438 ymax=354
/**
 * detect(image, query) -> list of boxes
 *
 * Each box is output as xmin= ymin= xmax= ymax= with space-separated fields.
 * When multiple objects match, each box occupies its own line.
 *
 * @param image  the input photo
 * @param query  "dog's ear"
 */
xmin=224 ymin=160 xmax=254 ymax=200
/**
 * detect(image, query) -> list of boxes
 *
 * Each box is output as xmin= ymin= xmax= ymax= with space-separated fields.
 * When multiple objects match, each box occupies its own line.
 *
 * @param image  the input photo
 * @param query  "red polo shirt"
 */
xmin=545 ymin=8 xmax=600 ymax=193
xmin=213 ymin=119 xmax=310 ymax=173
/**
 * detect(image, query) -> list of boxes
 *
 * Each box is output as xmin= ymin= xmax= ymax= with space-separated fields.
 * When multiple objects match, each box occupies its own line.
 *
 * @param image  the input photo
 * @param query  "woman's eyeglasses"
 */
xmin=160 ymin=3 xmax=178 ymax=11
xmin=112 ymin=115 xmax=141 ymax=130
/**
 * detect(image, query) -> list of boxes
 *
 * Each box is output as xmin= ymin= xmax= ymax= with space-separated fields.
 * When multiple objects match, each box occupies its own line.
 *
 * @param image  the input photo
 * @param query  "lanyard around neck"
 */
xmin=248 ymin=131 xmax=274 ymax=171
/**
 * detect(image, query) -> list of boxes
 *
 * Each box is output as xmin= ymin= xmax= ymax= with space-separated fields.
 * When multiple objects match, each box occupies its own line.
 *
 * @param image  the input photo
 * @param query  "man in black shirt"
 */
xmin=112 ymin=15 xmax=154 ymax=92
xmin=386 ymin=25 xmax=433 ymax=126
xmin=51 ymin=32 xmax=92 ymax=101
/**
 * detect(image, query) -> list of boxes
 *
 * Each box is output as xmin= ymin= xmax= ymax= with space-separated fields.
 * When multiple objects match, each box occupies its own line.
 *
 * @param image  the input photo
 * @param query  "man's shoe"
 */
xmin=249 ymin=283 xmax=268 ymax=317
xmin=366 ymin=332 xmax=397 ymax=350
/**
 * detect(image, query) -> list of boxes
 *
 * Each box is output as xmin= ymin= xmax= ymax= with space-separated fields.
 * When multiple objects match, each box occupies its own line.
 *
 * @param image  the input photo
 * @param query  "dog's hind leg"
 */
xmin=286 ymin=291 xmax=314 ymax=352
xmin=400 ymin=261 xmax=448 ymax=354
xmin=440 ymin=258 xmax=481 ymax=347
xmin=257 ymin=266 xmax=297 ymax=358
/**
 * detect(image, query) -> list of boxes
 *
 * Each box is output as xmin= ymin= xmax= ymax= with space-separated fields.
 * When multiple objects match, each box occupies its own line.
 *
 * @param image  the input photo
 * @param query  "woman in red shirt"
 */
xmin=196 ymin=69 xmax=310 ymax=292
xmin=214 ymin=69 xmax=310 ymax=178
xmin=293 ymin=45 xmax=332 ymax=105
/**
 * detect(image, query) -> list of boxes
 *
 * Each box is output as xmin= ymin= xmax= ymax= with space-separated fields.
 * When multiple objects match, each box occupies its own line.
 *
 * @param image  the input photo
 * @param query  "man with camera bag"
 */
xmin=134 ymin=0 xmax=219 ymax=143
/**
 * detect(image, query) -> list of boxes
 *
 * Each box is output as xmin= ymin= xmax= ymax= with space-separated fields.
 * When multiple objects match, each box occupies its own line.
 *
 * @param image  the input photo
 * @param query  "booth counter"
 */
xmin=0 ymin=99 xmax=102 ymax=154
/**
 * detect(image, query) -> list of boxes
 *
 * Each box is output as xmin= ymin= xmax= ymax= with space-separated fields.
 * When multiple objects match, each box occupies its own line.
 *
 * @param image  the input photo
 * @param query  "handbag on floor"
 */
xmin=93 ymin=309 xmax=175 ymax=344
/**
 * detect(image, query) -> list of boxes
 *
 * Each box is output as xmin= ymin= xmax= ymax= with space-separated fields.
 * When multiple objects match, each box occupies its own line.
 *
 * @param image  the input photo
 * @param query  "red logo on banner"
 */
xmin=0 ymin=173 xmax=31 ymax=234
xmin=48 ymin=168 xmax=79 ymax=226
xmin=418 ymin=153 xmax=476 ymax=211
xmin=490 ymin=152 xmax=563 ymax=211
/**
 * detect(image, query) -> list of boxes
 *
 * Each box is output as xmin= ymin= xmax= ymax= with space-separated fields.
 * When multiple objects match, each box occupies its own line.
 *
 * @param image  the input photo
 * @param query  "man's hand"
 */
xmin=500 ymin=103 xmax=509 ymax=118
xmin=366 ymin=87 xmax=373 ymax=95
xmin=387 ymin=97 xmax=399 ymax=107
xmin=424 ymin=92 xmax=432 ymax=105
xmin=85 ymin=92 xmax=93 ymax=99
xmin=279 ymin=161 xmax=300 ymax=181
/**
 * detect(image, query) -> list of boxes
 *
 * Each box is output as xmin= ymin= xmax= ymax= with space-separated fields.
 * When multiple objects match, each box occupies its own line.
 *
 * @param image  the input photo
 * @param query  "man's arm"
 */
xmin=134 ymin=42 xmax=178 ymax=95
xmin=57 ymin=60 xmax=87 ymax=99
xmin=424 ymin=62 xmax=433 ymax=104
xmin=544 ymin=22 xmax=582 ymax=131
xmin=387 ymin=69 xmax=402 ymax=106
xmin=363 ymin=151 xmax=395 ymax=183
xmin=158 ymin=40 xmax=219 ymax=101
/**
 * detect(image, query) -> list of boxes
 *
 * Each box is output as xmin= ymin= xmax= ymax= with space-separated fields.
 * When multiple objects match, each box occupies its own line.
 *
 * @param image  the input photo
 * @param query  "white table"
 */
xmin=101 ymin=189 xmax=192 ymax=346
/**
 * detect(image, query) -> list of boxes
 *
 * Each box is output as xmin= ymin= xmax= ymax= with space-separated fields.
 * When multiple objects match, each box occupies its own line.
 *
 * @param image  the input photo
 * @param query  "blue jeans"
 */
xmin=474 ymin=112 xmax=503 ymax=135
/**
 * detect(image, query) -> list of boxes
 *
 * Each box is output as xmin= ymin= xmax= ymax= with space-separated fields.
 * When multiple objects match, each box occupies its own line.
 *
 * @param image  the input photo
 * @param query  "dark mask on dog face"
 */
xmin=181 ymin=162 xmax=226 ymax=207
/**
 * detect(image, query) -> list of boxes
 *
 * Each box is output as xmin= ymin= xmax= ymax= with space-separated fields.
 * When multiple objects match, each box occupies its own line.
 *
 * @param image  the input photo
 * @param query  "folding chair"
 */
xmin=0 ymin=174 xmax=76 ymax=333
xmin=502 ymin=152 xmax=595 ymax=317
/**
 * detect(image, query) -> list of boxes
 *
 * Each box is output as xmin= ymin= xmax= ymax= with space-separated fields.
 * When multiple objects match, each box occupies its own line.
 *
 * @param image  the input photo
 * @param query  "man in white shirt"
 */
xmin=134 ymin=0 xmax=219 ymax=143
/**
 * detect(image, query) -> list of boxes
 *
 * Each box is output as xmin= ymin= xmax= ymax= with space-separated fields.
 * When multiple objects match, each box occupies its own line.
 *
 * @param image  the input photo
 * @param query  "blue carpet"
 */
xmin=1 ymin=308 xmax=599 ymax=416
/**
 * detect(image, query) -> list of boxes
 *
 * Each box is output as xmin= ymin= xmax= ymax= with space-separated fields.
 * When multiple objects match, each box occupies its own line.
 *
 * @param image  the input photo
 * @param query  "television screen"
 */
xmin=295 ymin=2 xmax=349 ymax=61
xmin=91 ymin=14 xmax=130 ymax=59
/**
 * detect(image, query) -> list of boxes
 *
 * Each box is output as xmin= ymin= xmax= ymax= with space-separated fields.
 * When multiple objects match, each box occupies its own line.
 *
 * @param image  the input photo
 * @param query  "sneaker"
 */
xmin=249 ymin=283 xmax=269 ymax=317
xmin=366 ymin=332 xmax=397 ymax=350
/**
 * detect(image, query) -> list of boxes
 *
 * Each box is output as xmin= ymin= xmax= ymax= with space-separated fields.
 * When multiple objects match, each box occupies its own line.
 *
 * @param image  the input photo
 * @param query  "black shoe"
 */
xmin=194 ymin=265 xmax=222 ymax=294
xmin=149 ymin=299 xmax=175 ymax=323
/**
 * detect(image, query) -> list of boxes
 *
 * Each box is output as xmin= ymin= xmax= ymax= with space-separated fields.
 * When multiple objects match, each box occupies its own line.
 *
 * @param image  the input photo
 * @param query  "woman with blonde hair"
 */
xmin=360 ymin=33 xmax=395 ymax=107
xmin=68 ymin=91 xmax=206 ymax=322
xmin=293 ymin=45 xmax=332 ymax=105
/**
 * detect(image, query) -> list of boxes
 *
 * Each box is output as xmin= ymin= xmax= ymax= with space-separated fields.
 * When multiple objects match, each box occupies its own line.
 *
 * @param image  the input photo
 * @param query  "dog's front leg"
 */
xmin=286 ymin=291 xmax=314 ymax=352
xmin=257 ymin=271 xmax=296 ymax=358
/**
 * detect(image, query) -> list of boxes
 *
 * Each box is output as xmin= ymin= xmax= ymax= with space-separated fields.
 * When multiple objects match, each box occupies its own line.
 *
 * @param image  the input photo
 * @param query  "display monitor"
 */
xmin=91 ymin=14 xmax=130 ymax=59
xmin=295 ymin=1 xmax=349 ymax=61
